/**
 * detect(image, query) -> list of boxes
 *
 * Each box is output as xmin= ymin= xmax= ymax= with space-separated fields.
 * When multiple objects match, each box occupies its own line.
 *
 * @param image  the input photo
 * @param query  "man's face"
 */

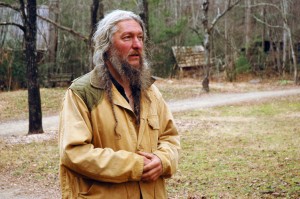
xmin=110 ymin=19 xmax=144 ymax=69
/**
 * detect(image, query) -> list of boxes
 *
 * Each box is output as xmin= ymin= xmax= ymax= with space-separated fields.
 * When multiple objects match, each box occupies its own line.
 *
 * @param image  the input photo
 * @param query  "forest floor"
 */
xmin=0 ymin=78 xmax=300 ymax=198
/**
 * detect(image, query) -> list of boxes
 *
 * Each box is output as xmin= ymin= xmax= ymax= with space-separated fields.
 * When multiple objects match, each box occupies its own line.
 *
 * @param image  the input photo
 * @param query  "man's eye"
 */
xmin=123 ymin=36 xmax=131 ymax=40
xmin=138 ymin=36 xmax=143 ymax=41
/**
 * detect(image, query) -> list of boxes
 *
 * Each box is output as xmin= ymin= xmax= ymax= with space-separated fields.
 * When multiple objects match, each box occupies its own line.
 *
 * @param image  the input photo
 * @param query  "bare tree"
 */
xmin=0 ymin=0 xmax=43 ymax=134
xmin=201 ymin=0 xmax=242 ymax=92
xmin=24 ymin=0 xmax=44 ymax=134
xmin=252 ymin=1 xmax=298 ymax=84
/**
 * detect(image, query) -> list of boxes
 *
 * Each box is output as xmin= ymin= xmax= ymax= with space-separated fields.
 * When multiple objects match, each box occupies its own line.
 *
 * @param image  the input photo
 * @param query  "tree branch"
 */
xmin=189 ymin=26 xmax=202 ymax=39
xmin=18 ymin=0 xmax=27 ymax=26
xmin=0 ymin=2 xmax=25 ymax=32
xmin=209 ymin=0 xmax=242 ymax=32
xmin=247 ymin=2 xmax=287 ymax=24
xmin=37 ymin=14 xmax=89 ymax=43
xmin=246 ymin=2 xmax=281 ymax=13
xmin=0 ymin=22 xmax=25 ymax=32
xmin=0 ymin=2 xmax=88 ymax=43
xmin=0 ymin=2 xmax=19 ymax=11
xmin=252 ymin=15 xmax=285 ymax=30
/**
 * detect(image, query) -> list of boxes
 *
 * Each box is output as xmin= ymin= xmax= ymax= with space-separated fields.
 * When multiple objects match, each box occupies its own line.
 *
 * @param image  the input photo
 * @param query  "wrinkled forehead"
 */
xmin=114 ymin=19 xmax=143 ymax=35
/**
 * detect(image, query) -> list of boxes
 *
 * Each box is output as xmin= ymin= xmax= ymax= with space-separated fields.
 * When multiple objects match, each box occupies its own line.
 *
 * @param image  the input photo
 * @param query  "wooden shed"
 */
xmin=172 ymin=45 xmax=206 ymax=78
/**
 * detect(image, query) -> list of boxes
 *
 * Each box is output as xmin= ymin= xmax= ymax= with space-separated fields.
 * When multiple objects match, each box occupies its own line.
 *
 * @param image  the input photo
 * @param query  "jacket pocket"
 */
xmin=147 ymin=115 xmax=159 ymax=130
xmin=147 ymin=115 xmax=160 ymax=152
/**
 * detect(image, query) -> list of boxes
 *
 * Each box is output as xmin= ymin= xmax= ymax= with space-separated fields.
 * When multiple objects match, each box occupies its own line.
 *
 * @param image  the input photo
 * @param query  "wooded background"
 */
xmin=1 ymin=0 xmax=300 ymax=91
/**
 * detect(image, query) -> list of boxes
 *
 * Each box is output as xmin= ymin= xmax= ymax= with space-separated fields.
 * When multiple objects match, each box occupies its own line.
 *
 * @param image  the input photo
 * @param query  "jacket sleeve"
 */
xmin=151 ymin=86 xmax=181 ymax=178
xmin=59 ymin=89 xmax=144 ymax=183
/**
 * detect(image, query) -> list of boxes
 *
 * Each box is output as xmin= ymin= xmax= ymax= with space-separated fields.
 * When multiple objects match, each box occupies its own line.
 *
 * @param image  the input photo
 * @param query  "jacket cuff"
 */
xmin=132 ymin=155 xmax=144 ymax=181
xmin=152 ymin=151 xmax=172 ymax=178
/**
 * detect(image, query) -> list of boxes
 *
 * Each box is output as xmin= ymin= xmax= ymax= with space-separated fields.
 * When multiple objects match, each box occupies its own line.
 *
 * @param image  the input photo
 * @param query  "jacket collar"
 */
xmin=90 ymin=65 xmax=109 ymax=89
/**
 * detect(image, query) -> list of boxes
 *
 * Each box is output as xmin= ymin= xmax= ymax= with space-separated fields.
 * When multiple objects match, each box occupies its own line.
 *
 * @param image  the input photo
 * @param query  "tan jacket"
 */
xmin=59 ymin=66 xmax=180 ymax=199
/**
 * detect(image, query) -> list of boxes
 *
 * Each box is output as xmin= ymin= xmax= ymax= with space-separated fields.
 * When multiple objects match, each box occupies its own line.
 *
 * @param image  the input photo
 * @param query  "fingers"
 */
xmin=138 ymin=152 xmax=163 ymax=182
xmin=138 ymin=151 xmax=153 ymax=159
xmin=143 ymin=154 xmax=159 ymax=171
xmin=143 ymin=156 xmax=151 ymax=166
xmin=141 ymin=170 xmax=160 ymax=181
xmin=141 ymin=162 xmax=162 ymax=182
xmin=138 ymin=152 xmax=157 ymax=172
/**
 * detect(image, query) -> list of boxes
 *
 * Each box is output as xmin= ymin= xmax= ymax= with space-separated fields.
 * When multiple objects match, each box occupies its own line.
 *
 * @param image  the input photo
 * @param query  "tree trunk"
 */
xmin=224 ymin=12 xmax=235 ymax=82
xmin=286 ymin=26 xmax=298 ymax=84
xmin=275 ymin=41 xmax=282 ymax=74
xmin=48 ymin=0 xmax=59 ymax=69
xmin=245 ymin=0 xmax=251 ymax=58
xmin=201 ymin=0 xmax=210 ymax=92
xmin=269 ymin=33 xmax=277 ymax=71
xmin=138 ymin=0 xmax=149 ymax=39
xmin=90 ymin=0 xmax=103 ymax=42
xmin=282 ymin=27 xmax=287 ymax=76
xmin=261 ymin=6 xmax=266 ymax=70
xmin=281 ymin=0 xmax=298 ymax=84
xmin=200 ymin=0 xmax=241 ymax=91
xmin=89 ymin=0 xmax=103 ymax=71
xmin=25 ymin=0 xmax=44 ymax=134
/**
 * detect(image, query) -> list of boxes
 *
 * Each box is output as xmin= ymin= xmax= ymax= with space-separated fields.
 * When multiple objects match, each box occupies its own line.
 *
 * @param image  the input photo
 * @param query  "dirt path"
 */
xmin=168 ymin=87 xmax=300 ymax=112
xmin=0 ymin=88 xmax=300 ymax=137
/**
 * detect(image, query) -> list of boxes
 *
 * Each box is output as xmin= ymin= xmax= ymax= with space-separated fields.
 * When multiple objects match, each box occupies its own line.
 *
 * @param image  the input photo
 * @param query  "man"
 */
xmin=59 ymin=10 xmax=180 ymax=199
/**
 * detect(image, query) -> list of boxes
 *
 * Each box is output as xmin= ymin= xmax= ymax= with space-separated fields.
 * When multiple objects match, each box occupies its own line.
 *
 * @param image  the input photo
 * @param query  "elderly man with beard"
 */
xmin=58 ymin=10 xmax=180 ymax=199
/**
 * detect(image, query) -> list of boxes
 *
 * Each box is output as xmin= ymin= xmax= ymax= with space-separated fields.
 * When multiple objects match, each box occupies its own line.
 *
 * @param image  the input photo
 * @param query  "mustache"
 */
xmin=128 ymin=50 xmax=141 ymax=56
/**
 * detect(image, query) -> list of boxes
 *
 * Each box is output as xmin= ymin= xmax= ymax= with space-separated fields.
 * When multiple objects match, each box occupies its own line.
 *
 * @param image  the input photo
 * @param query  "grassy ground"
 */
xmin=167 ymin=95 xmax=300 ymax=198
xmin=0 ymin=87 xmax=66 ymax=121
xmin=0 ymin=79 xmax=299 ymax=198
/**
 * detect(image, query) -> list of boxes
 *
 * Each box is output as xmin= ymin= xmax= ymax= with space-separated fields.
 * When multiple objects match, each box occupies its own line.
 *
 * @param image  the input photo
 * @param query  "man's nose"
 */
xmin=132 ymin=37 xmax=143 ymax=49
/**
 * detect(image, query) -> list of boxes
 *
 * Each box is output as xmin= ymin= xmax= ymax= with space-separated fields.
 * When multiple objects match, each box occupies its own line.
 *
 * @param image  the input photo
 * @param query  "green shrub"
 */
xmin=235 ymin=55 xmax=251 ymax=74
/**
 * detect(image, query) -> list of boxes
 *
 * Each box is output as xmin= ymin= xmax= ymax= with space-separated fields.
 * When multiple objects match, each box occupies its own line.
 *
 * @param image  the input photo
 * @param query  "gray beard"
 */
xmin=108 ymin=48 xmax=151 ymax=90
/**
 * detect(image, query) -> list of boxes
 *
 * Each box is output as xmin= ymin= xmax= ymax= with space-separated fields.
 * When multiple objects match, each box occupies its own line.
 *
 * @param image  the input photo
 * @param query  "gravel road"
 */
xmin=1 ymin=88 xmax=300 ymax=137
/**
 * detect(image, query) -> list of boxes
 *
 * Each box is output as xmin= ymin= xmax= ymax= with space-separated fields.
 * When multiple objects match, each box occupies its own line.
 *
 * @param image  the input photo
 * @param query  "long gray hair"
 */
xmin=92 ymin=10 xmax=147 ymax=68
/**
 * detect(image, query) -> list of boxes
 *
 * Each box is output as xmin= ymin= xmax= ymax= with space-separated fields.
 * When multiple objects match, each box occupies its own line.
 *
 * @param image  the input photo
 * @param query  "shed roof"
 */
xmin=172 ymin=45 xmax=206 ymax=68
